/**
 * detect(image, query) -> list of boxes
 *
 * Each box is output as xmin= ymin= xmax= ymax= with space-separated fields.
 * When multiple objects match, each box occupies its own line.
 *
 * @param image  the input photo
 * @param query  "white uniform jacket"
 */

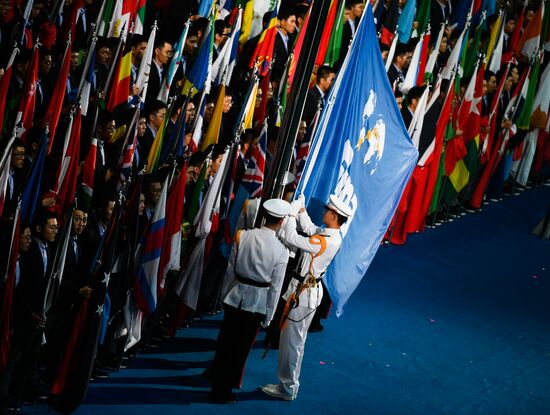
xmin=279 ymin=210 xmax=342 ymax=310
xmin=222 ymin=226 xmax=289 ymax=324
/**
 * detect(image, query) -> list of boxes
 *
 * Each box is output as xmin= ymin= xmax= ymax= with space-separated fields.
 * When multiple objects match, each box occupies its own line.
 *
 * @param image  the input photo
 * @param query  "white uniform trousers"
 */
xmin=277 ymin=304 xmax=317 ymax=398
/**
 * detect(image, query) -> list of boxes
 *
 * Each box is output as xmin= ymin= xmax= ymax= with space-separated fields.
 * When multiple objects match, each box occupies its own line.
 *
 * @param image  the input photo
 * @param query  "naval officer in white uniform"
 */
xmin=208 ymin=198 xmax=291 ymax=404
xmin=262 ymin=194 xmax=352 ymax=401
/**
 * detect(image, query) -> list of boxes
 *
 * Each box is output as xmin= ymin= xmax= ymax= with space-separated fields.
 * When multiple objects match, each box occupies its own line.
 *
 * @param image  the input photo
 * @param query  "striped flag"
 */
xmin=79 ymin=40 xmax=97 ymax=117
xmin=53 ymin=110 xmax=82 ymax=217
xmin=212 ymin=9 xmax=242 ymax=86
xmin=134 ymin=176 xmax=169 ymax=313
xmin=107 ymin=40 xmax=133 ymax=111
xmin=516 ymin=4 xmax=543 ymax=59
xmin=159 ymin=167 xmax=186 ymax=290
xmin=133 ymin=0 xmax=146 ymax=35
xmin=136 ymin=24 xmax=157 ymax=104
xmin=242 ymin=121 xmax=267 ymax=198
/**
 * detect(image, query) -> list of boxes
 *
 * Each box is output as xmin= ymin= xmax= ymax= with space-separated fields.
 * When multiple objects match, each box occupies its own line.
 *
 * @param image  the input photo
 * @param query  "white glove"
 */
xmin=261 ymin=319 xmax=271 ymax=328
xmin=296 ymin=193 xmax=305 ymax=208
xmin=289 ymin=200 xmax=301 ymax=217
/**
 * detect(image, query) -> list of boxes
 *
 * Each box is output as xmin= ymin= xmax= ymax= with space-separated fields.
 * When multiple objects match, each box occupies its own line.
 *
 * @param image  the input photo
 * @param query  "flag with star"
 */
xmin=49 ymin=195 xmax=123 ymax=414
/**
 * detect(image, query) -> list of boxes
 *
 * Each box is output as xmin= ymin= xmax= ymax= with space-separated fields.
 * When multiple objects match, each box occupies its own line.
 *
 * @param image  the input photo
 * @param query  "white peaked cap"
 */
xmin=325 ymin=194 xmax=353 ymax=218
xmin=263 ymin=198 xmax=292 ymax=218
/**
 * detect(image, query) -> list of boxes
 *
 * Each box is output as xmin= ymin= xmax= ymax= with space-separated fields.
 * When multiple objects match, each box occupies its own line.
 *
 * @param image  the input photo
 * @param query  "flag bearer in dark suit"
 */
xmin=2 ymin=211 xmax=57 ymax=405
xmin=208 ymin=199 xmax=291 ymax=404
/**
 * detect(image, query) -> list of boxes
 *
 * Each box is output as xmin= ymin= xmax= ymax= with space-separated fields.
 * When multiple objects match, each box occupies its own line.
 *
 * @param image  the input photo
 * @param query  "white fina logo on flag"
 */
xmin=356 ymin=90 xmax=386 ymax=171
xmin=333 ymin=90 xmax=386 ymax=237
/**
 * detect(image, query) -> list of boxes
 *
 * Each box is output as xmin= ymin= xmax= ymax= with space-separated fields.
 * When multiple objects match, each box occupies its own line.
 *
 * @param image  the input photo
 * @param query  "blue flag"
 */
xmin=397 ymin=0 xmax=416 ymax=43
xmin=21 ymin=131 xmax=48 ymax=222
xmin=296 ymin=5 xmax=418 ymax=316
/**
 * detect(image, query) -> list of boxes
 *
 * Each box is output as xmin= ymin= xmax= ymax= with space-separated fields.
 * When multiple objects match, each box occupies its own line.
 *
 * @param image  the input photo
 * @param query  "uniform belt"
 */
xmin=294 ymin=274 xmax=322 ymax=284
xmin=236 ymin=275 xmax=270 ymax=288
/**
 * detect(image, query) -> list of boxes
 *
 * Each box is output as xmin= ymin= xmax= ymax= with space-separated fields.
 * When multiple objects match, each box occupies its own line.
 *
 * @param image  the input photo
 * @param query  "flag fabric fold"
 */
xmin=296 ymin=4 xmax=418 ymax=316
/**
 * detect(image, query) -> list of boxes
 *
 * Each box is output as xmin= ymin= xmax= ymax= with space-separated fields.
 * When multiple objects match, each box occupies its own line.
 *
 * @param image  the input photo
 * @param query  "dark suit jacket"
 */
xmin=401 ymin=106 xmax=413 ymax=130
xmin=52 ymin=236 xmax=83 ymax=313
xmin=387 ymin=64 xmax=404 ymax=89
xmin=430 ymin=0 xmax=452 ymax=38
xmin=302 ymin=86 xmax=324 ymax=125
xmin=272 ymin=32 xmax=294 ymax=86
xmin=146 ymin=62 xmax=163 ymax=103
xmin=14 ymin=239 xmax=50 ymax=326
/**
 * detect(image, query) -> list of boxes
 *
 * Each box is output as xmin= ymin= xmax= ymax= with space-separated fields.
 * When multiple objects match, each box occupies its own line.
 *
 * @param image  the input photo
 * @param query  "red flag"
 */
xmin=249 ymin=10 xmax=278 ymax=76
xmin=0 ymin=65 xmax=13 ymax=139
xmin=52 ymin=111 xmax=82 ymax=217
xmin=17 ymin=45 xmax=40 ymax=141
xmin=419 ymin=79 xmax=455 ymax=223
xmin=80 ymin=138 xmax=97 ymax=212
xmin=0 ymin=211 xmax=20 ymax=369
xmin=159 ymin=166 xmax=186 ymax=292
xmin=254 ymin=72 xmax=271 ymax=127
xmin=314 ymin=0 xmax=338 ymax=67
xmin=44 ymin=41 xmax=72 ymax=152
xmin=416 ymin=32 xmax=431 ymax=86
xmin=107 ymin=45 xmax=132 ymax=111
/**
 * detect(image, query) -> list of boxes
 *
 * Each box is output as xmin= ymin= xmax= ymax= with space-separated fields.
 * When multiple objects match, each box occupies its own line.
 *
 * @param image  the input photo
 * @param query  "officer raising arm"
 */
xmin=262 ymin=194 xmax=352 ymax=401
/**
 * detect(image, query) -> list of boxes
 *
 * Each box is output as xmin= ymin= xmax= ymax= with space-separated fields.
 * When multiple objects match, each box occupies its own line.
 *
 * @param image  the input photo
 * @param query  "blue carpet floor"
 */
xmin=40 ymin=186 xmax=550 ymax=414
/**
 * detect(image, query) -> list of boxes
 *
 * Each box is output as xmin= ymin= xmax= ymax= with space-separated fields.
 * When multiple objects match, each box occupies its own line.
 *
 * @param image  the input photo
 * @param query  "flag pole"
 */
xmin=258 ymin=0 xmax=332 ymax=222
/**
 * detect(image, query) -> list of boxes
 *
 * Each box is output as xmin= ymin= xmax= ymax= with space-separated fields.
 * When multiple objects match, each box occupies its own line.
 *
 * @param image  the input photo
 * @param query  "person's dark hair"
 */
xmin=394 ymin=90 xmax=403 ymax=99
xmin=154 ymin=38 xmax=170 ymax=50
xmin=394 ymin=42 xmax=410 ymax=59
xmin=294 ymin=4 xmax=309 ymax=20
xmin=240 ymin=129 xmax=257 ymax=146
xmin=379 ymin=42 xmax=390 ymax=53
xmin=34 ymin=209 xmax=56 ymax=229
xmin=214 ymin=19 xmax=228 ymax=36
xmin=264 ymin=213 xmax=282 ymax=226
xmin=317 ymin=65 xmax=335 ymax=82
xmin=278 ymin=8 xmax=295 ymax=21
xmin=346 ymin=0 xmax=363 ymax=7
xmin=145 ymin=100 xmax=168 ymax=119
xmin=211 ymin=143 xmax=226 ymax=160
xmin=335 ymin=213 xmax=348 ymax=226
xmin=192 ymin=17 xmax=210 ymax=35
xmin=407 ymin=86 xmax=425 ymax=103
xmin=12 ymin=138 xmax=25 ymax=150
xmin=98 ymin=110 xmax=115 ymax=128
xmin=189 ymin=151 xmax=207 ymax=167
xmin=484 ymin=70 xmax=497 ymax=81
xmin=130 ymin=34 xmax=146 ymax=48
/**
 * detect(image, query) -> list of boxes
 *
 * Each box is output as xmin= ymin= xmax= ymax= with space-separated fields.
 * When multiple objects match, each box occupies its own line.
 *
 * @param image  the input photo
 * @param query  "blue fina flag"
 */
xmin=296 ymin=4 xmax=418 ymax=317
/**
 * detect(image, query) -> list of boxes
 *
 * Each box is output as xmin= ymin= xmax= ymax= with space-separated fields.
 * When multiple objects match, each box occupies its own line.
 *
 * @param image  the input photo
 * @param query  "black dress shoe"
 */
xmin=208 ymin=391 xmax=236 ymax=404
xmin=93 ymin=368 xmax=109 ymax=379
xmin=308 ymin=321 xmax=324 ymax=333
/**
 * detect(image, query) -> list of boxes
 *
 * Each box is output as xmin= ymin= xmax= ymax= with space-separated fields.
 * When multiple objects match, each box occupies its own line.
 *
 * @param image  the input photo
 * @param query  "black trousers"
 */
xmin=210 ymin=305 xmax=262 ymax=392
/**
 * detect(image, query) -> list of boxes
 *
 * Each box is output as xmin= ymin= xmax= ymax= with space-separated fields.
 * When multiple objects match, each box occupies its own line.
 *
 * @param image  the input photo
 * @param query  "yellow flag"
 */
xmin=485 ymin=12 xmax=502 ymax=64
xmin=201 ymin=84 xmax=226 ymax=151
xmin=146 ymin=119 xmax=166 ymax=174
xmin=239 ymin=0 xmax=255 ymax=46
xmin=243 ymin=82 xmax=259 ymax=130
